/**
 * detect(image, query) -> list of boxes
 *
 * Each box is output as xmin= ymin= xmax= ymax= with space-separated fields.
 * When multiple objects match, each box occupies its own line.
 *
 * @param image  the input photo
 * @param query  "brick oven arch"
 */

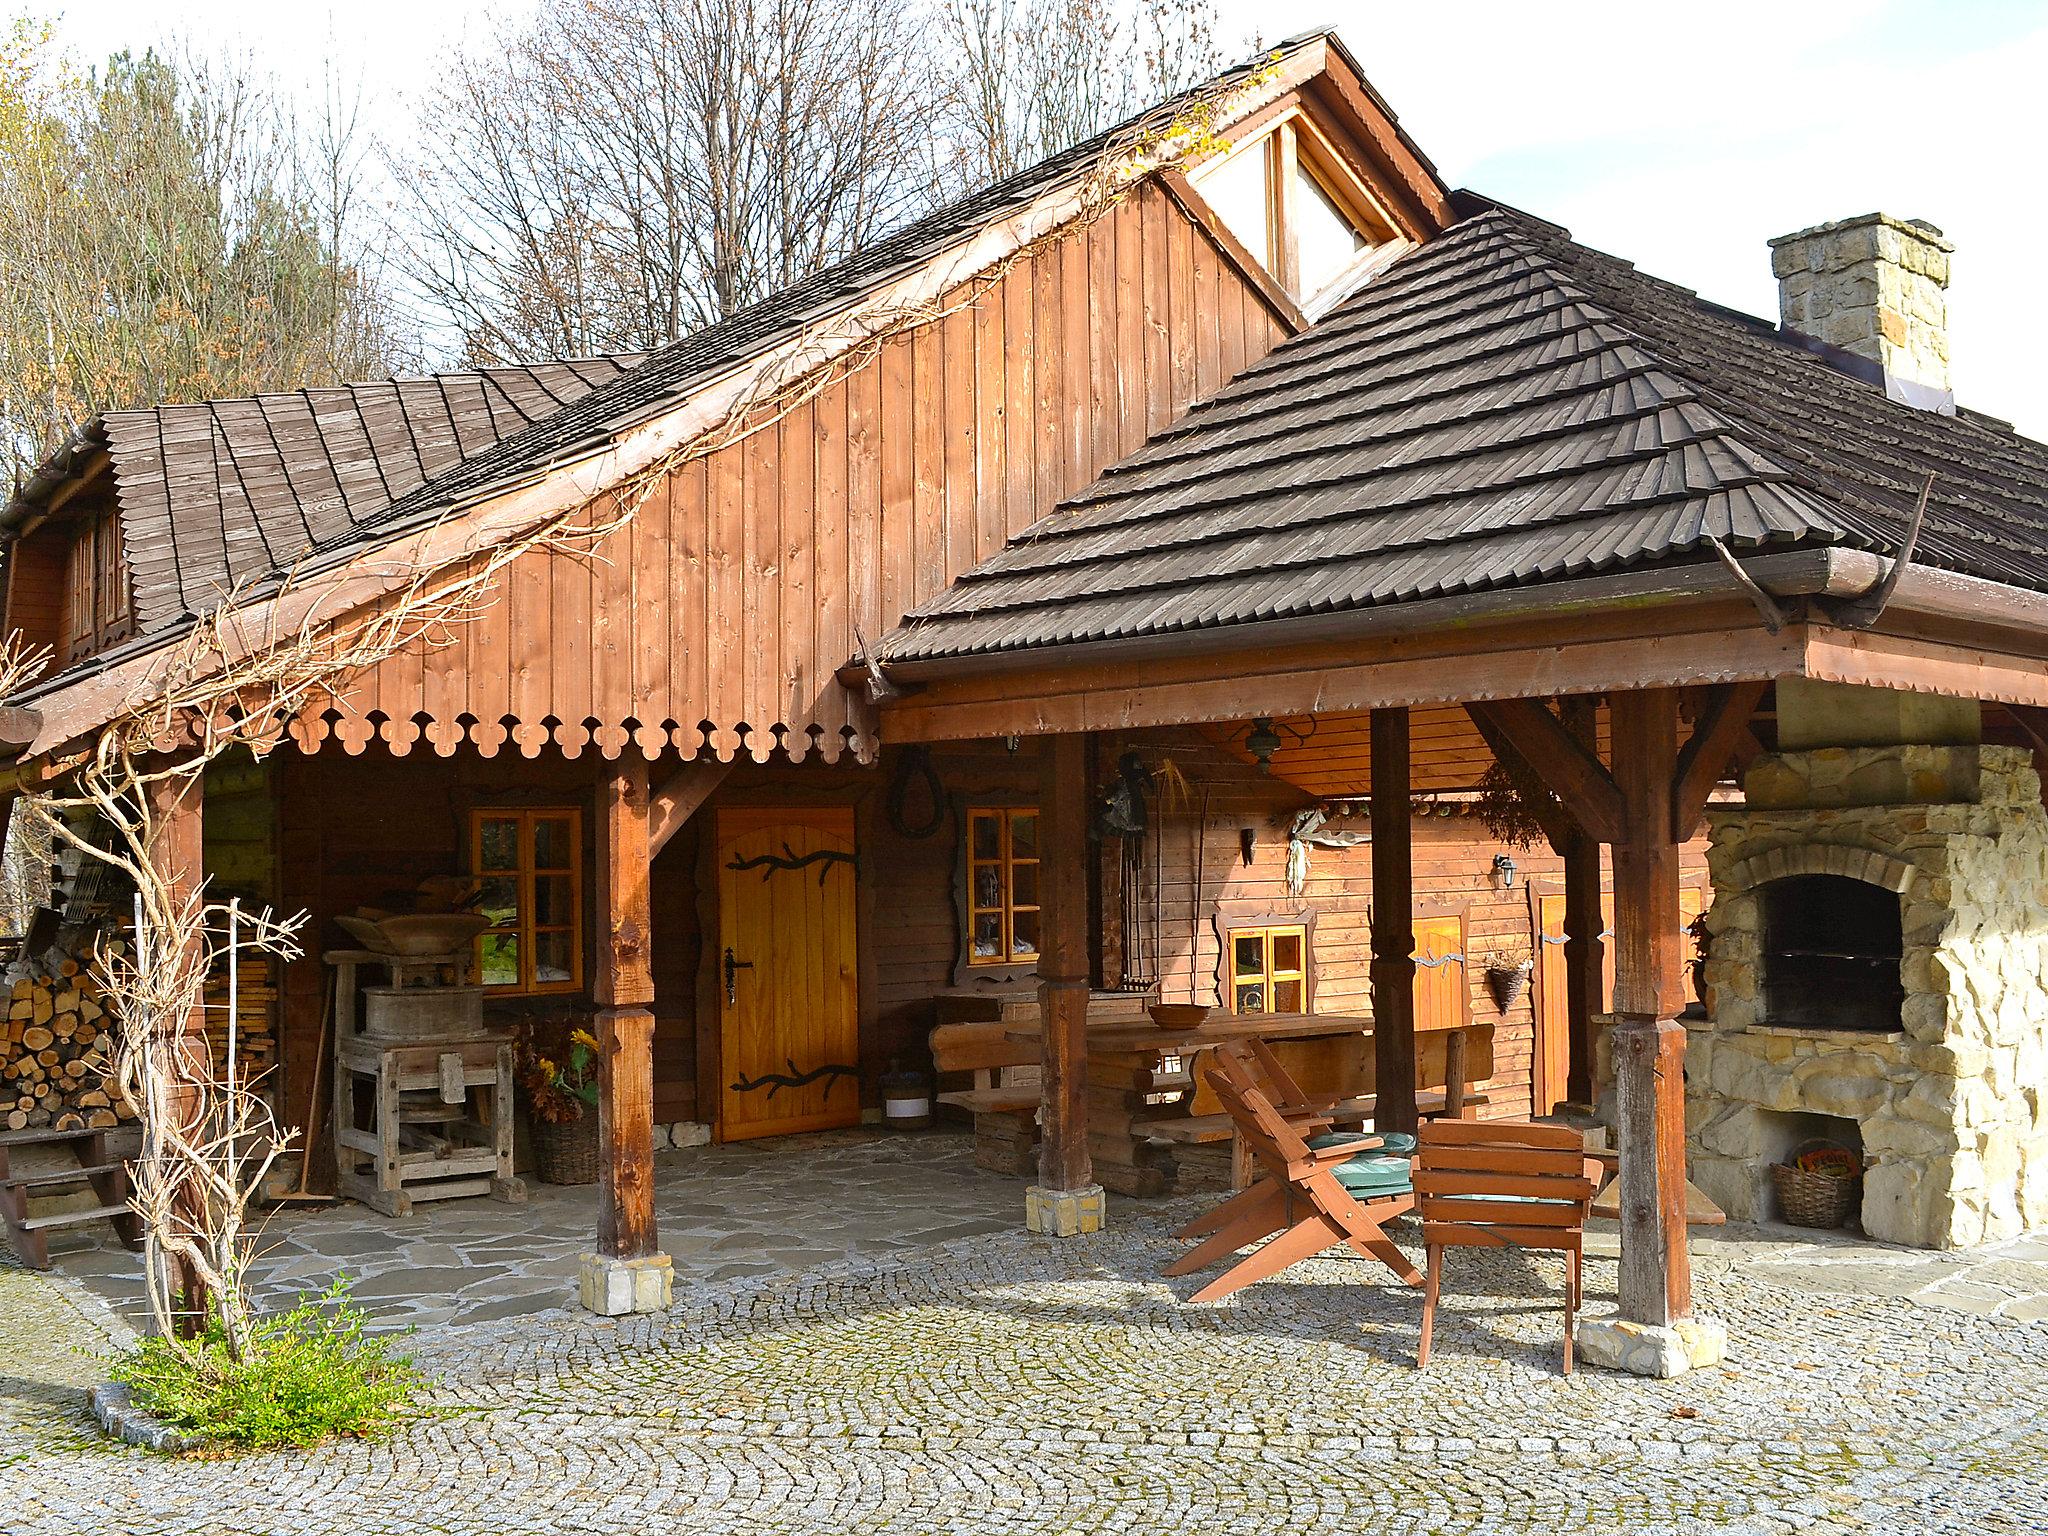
xmin=1724 ymin=843 xmax=1917 ymax=897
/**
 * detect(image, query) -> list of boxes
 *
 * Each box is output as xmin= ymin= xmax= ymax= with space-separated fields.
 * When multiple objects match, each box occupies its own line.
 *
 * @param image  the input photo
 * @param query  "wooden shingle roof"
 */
xmin=102 ymin=358 xmax=645 ymax=632
xmin=885 ymin=202 xmax=2048 ymax=663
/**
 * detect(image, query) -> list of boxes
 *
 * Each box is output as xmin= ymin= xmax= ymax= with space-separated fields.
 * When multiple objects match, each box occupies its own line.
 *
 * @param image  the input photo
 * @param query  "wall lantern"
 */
xmin=1244 ymin=715 xmax=1315 ymax=772
xmin=1492 ymin=852 xmax=1519 ymax=889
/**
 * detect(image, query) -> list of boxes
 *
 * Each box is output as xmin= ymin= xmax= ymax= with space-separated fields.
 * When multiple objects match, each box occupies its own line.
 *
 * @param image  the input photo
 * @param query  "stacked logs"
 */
xmin=2 ymin=956 xmax=131 ymax=1132
xmin=201 ymin=956 xmax=279 ymax=1083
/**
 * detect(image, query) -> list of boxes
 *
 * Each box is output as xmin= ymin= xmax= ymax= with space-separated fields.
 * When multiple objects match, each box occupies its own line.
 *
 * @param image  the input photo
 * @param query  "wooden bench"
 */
xmin=930 ymin=1020 xmax=1040 ymax=1175
xmin=0 ymin=1127 xmax=142 ymax=1270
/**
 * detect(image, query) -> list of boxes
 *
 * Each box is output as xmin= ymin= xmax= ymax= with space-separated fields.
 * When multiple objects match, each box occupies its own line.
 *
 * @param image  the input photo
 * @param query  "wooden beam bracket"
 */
xmin=1465 ymin=698 xmax=1625 ymax=845
xmin=1670 ymin=681 xmax=1767 ymax=841
xmin=650 ymin=760 xmax=731 ymax=856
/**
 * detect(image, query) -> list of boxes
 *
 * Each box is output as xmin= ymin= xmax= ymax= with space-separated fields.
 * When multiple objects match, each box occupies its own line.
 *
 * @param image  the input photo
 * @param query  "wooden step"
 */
xmin=1 ymin=1161 xmax=123 ymax=1190
xmin=21 ymin=1202 xmax=131 ymax=1232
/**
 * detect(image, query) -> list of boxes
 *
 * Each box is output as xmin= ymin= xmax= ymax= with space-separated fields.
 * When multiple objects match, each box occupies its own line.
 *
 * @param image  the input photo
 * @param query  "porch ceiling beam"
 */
xmin=1465 ymin=698 xmax=1626 ymax=846
xmin=1461 ymin=703 xmax=1576 ymax=850
xmin=1671 ymin=681 xmax=1769 ymax=842
xmin=2006 ymin=703 xmax=2048 ymax=756
xmin=650 ymin=760 xmax=731 ymax=856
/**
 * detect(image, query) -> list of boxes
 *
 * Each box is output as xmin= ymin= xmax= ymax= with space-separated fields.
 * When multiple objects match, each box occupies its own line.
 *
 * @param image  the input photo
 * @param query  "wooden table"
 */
xmin=1006 ymin=1011 xmax=1489 ymax=1197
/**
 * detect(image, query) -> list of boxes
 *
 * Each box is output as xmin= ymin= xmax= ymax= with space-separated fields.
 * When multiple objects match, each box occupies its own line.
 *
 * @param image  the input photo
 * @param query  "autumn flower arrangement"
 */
xmin=521 ymin=1027 xmax=600 ymax=1124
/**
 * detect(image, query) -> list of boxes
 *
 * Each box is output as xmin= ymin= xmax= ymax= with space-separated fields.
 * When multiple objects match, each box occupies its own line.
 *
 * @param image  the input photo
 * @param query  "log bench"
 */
xmin=930 ymin=1019 xmax=1041 ymax=1176
xmin=0 ymin=1126 xmax=142 ymax=1269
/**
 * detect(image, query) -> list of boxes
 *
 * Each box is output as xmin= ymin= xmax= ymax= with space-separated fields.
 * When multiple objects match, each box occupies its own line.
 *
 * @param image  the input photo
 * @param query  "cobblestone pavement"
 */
xmin=8 ymin=1149 xmax=2047 ymax=1536
xmin=46 ymin=1129 xmax=1019 ymax=1331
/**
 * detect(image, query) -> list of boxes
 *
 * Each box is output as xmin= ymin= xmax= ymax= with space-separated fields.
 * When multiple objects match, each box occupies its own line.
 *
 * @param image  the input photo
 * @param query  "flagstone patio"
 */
xmin=7 ymin=1129 xmax=2048 ymax=1534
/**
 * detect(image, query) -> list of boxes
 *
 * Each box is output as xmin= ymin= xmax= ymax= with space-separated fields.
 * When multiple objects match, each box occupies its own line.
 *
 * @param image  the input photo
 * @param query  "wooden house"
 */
xmin=8 ymin=30 xmax=2048 ymax=1366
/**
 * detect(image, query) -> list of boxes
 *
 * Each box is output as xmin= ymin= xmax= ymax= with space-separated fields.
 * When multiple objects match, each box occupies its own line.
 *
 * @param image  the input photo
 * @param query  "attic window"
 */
xmin=1192 ymin=113 xmax=1393 ymax=310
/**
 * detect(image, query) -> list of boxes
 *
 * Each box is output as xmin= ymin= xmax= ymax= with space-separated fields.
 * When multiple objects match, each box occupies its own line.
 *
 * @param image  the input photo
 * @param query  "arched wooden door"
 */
xmin=716 ymin=808 xmax=860 ymax=1141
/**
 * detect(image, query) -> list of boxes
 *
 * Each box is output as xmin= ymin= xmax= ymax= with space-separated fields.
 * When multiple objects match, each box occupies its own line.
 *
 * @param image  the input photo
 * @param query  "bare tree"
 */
xmin=932 ymin=0 xmax=1227 ymax=191
xmin=398 ymin=0 xmax=944 ymax=363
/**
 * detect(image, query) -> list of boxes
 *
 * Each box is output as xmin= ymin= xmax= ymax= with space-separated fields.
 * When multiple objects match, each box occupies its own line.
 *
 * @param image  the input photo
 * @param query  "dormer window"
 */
xmin=1192 ymin=112 xmax=1397 ymax=314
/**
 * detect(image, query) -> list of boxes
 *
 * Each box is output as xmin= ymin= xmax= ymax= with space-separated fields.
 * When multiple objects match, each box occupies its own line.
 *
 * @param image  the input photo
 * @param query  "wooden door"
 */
xmin=1535 ymin=894 xmax=1571 ymax=1117
xmin=716 ymin=807 xmax=860 ymax=1141
xmin=1413 ymin=913 xmax=1467 ymax=1036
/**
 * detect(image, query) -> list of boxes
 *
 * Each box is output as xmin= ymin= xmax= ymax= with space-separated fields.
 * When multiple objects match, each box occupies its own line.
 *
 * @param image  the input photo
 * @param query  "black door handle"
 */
xmin=724 ymin=946 xmax=755 ymax=1005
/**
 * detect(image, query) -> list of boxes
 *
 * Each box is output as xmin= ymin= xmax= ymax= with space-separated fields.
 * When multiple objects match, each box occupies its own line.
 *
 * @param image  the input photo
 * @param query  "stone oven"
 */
xmin=1691 ymin=688 xmax=2048 ymax=1249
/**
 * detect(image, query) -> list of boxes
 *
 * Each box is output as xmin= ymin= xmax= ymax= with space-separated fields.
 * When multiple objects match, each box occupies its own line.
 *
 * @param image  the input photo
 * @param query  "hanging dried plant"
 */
xmin=1473 ymin=754 xmax=1558 ymax=851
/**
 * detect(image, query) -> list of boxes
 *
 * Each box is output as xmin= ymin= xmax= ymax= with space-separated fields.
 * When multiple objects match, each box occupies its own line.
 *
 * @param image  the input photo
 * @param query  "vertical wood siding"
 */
xmin=303 ymin=183 xmax=1292 ymax=765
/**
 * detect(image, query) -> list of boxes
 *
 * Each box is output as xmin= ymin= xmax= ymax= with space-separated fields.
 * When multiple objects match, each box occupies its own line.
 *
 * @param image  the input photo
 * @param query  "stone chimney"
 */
xmin=1769 ymin=213 xmax=1954 ymax=412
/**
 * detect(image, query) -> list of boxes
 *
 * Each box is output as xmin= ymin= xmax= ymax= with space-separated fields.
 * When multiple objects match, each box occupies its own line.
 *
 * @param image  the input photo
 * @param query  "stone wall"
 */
xmin=1693 ymin=744 xmax=2048 ymax=1248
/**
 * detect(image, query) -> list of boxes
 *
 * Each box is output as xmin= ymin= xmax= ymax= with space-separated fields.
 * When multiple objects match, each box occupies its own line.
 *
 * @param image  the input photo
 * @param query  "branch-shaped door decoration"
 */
xmin=725 ymin=842 xmax=857 ymax=885
xmin=729 ymin=1057 xmax=858 ymax=1101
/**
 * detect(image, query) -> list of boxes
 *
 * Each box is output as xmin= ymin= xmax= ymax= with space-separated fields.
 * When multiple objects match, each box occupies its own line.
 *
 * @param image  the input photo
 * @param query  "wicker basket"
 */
xmin=531 ymin=1111 xmax=600 ymax=1185
xmin=1771 ymin=1141 xmax=1860 ymax=1229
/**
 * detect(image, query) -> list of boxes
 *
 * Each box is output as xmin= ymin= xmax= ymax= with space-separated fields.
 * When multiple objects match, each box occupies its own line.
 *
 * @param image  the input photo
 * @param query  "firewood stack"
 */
xmin=202 ymin=955 xmax=279 ymax=1084
xmin=1 ymin=956 xmax=131 ymax=1133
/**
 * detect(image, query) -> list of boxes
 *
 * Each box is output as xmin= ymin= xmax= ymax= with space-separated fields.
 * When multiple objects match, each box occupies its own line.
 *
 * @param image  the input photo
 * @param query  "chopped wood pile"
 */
xmin=2 ymin=955 xmax=128 ymax=1133
xmin=202 ymin=956 xmax=279 ymax=1082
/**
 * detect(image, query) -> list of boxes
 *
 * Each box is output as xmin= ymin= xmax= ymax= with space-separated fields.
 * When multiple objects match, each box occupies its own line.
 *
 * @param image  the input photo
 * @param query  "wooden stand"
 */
xmin=325 ymin=949 xmax=525 ymax=1218
xmin=0 ymin=1126 xmax=142 ymax=1268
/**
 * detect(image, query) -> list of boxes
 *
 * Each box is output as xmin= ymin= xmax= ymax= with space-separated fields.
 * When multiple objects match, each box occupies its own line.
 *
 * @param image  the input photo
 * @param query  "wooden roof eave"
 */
xmin=876 ymin=548 xmax=2048 ymax=741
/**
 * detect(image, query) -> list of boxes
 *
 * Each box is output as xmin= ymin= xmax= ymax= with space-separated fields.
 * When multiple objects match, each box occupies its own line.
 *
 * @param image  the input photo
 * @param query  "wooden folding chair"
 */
xmin=1412 ymin=1120 xmax=1602 ymax=1374
xmin=1163 ymin=1066 xmax=1421 ymax=1303
xmin=1173 ymin=1040 xmax=1382 ymax=1242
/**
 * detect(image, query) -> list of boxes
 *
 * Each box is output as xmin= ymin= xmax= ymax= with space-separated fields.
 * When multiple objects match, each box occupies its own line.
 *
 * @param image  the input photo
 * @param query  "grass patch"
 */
xmin=108 ymin=1281 xmax=421 ymax=1451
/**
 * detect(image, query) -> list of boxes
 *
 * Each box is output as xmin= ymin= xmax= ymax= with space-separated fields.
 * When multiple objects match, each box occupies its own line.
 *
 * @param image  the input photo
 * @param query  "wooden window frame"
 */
xmin=1190 ymin=107 xmax=1399 ymax=307
xmin=57 ymin=504 xmax=132 ymax=665
xmin=470 ymin=806 xmax=585 ymax=996
xmin=951 ymin=796 xmax=1042 ymax=989
xmin=1223 ymin=917 xmax=1315 ymax=1017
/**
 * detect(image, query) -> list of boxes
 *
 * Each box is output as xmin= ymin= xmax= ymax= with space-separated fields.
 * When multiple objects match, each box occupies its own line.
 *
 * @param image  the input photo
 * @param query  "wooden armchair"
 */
xmin=1412 ymin=1119 xmax=1603 ymax=1374
xmin=1163 ymin=1060 xmax=1421 ymax=1303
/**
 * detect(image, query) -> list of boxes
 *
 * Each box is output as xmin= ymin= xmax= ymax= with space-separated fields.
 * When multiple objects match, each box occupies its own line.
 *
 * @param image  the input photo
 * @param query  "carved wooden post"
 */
xmin=1559 ymin=694 xmax=1604 ymax=1109
xmin=1027 ymin=734 xmax=1103 ymax=1237
xmin=142 ymin=766 xmax=210 ymax=1333
xmin=1369 ymin=707 xmax=1418 ymax=1136
xmin=1608 ymin=688 xmax=1692 ymax=1331
xmin=580 ymin=752 xmax=671 ymax=1315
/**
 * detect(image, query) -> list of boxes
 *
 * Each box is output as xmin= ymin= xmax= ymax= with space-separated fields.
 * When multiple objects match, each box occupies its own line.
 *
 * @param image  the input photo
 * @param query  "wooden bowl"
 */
xmin=1147 ymin=1003 xmax=1212 ymax=1030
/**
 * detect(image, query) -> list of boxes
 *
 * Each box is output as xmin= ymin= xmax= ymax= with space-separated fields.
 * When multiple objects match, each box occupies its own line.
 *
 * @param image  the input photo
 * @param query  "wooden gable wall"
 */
xmin=303 ymin=179 xmax=1297 ymax=764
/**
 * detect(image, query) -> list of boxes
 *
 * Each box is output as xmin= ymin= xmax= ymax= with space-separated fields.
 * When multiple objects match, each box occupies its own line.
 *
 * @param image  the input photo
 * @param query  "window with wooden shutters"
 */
xmin=471 ymin=808 xmax=583 ymax=995
xmin=57 ymin=505 xmax=132 ymax=664
xmin=1229 ymin=924 xmax=1309 ymax=1015
xmin=1413 ymin=913 xmax=1469 ymax=1032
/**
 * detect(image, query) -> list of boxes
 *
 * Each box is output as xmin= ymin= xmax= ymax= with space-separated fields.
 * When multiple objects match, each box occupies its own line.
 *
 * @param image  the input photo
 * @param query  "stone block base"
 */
xmin=1574 ymin=1313 xmax=1728 ymax=1378
xmin=1025 ymin=1183 xmax=1106 ymax=1238
xmin=578 ymin=1252 xmax=674 ymax=1316
xmin=654 ymin=1121 xmax=711 ymax=1151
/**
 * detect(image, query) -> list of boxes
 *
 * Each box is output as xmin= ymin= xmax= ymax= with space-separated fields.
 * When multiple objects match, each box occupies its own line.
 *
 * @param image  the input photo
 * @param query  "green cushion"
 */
xmin=1331 ymin=1152 xmax=1413 ymax=1198
xmin=1308 ymin=1130 xmax=1417 ymax=1157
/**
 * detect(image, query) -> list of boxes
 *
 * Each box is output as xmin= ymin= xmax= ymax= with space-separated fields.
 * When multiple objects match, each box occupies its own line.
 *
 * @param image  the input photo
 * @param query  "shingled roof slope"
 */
xmin=102 ymin=358 xmax=645 ymax=632
xmin=885 ymin=203 xmax=2048 ymax=663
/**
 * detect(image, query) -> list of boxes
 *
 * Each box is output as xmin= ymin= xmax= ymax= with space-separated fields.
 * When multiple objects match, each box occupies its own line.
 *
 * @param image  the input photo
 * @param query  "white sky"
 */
xmin=51 ymin=0 xmax=2048 ymax=438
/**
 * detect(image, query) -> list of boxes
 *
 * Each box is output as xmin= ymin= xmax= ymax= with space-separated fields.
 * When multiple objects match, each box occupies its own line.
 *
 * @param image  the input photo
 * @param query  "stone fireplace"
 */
xmin=1692 ymin=723 xmax=2048 ymax=1249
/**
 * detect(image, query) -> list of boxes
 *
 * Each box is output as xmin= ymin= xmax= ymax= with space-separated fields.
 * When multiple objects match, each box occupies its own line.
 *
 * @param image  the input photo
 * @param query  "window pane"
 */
xmin=971 ymin=813 xmax=999 ymax=860
xmin=1236 ymin=981 xmax=1267 ymax=1013
xmin=532 ymin=815 xmax=573 ymax=870
xmin=534 ymin=930 xmax=574 ymax=986
xmin=1233 ymin=934 xmax=1265 ymax=978
xmin=973 ymin=864 xmax=1003 ymax=910
xmin=972 ymin=912 xmax=1002 ymax=959
xmin=1271 ymin=931 xmax=1303 ymax=974
xmin=1296 ymin=162 xmax=1370 ymax=298
xmin=1009 ymin=908 xmax=1039 ymax=958
xmin=534 ymin=873 xmax=573 ymax=926
xmin=1010 ymin=861 xmax=1038 ymax=910
xmin=1201 ymin=140 xmax=1271 ymax=268
xmin=1009 ymin=810 xmax=1037 ymax=856
xmin=478 ymin=876 xmax=519 ymax=930
xmin=479 ymin=817 xmax=518 ymax=871
xmin=1273 ymin=979 xmax=1303 ymax=1013
xmin=479 ymin=933 xmax=519 ymax=988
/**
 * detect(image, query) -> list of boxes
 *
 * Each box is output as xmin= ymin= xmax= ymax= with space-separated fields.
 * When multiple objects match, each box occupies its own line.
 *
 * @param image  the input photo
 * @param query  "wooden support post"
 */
xmin=1369 ymin=707 xmax=1418 ymax=1137
xmin=1608 ymin=688 xmax=1691 ymax=1328
xmin=142 ymin=766 xmax=210 ymax=1333
xmin=1559 ymin=695 xmax=1604 ymax=1109
xmin=584 ymin=754 xmax=670 ymax=1313
xmin=1028 ymin=734 xmax=1102 ymax=1237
